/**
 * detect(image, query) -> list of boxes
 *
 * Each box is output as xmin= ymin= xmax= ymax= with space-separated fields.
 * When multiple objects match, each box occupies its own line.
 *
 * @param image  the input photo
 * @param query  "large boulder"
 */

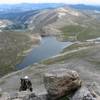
xmin=72 ymin=86 xmax=97 ymax=100
xmin=44 ymin=68 xmax=82 ymax=100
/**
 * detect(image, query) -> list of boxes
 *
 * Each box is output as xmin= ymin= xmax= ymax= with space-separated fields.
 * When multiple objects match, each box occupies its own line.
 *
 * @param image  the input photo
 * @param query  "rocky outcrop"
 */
xmin=0 ymin=91 xmax=47 ymax=100
xmin=72 ymin=86 xmax=97 ymax=100
xmin=87 ymin=82 xmax=100 ymax=96
xmin=44 ymin=68 xmax=82 ymax=99
xmin=0 ymin=68 xmax=99 ymax=100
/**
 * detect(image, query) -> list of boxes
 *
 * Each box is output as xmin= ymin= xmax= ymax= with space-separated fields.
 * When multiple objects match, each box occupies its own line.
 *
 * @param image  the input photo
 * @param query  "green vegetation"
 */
xmin=0 ymin=93 xmax=2 ymax=97
xmin=59 ymin=96 xmax=69 ymax=100
xmin=62 ymin=42 xmax=95 ymax=53
xmin=60 ymin=24 xmax=100 ymax=41
xmin=0 ymin=31 xmax=33 ymax=77
xmin=60 ymin=25 xmax=83 ymax=41
xmin=61 ymin=25 xmax=83 ymax=35
xmin=41 ymin=49 xmax=88 ymax=65
xmin=77 ymin=26 xmax=100 ymax=41
xmin=0 ymin=80 xmax=5 ymax=85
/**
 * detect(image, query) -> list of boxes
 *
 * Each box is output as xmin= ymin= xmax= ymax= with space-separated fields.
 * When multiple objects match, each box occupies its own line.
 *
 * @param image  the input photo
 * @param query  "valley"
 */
xmin=16 ymin=37 xmax=72 ymax=69
xmin=0 ymin=3 xmax=100 ymax=100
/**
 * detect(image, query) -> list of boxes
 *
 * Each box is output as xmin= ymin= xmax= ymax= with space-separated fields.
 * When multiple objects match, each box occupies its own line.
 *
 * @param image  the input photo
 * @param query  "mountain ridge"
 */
xmin=0 ymin=3 xmax=100 ymax=12
xmin=1 ymin=6 xmax=100 ymax=40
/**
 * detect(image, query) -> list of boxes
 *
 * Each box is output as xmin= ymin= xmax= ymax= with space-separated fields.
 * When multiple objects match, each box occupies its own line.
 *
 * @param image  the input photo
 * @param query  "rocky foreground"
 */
xmin=0 ymin=68 xmax=100 ymax=100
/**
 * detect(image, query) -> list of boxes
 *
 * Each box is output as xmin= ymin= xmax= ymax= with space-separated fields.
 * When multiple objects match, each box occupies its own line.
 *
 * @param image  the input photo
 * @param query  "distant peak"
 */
xmin=55 ymin=7 xmax=81 ymax=17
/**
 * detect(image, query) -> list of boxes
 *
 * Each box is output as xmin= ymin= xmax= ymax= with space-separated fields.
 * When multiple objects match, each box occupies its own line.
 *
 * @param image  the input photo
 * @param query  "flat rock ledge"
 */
xmin=0 ymin=68 xmax=100 ymax=100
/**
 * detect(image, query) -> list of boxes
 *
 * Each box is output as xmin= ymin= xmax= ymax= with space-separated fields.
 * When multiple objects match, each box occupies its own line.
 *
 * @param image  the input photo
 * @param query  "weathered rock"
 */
xmin=87 ymin=82 xmax=100 ymax=96
xmin=23 ymin=93 xmax=41 ymax=100
xmin=44 ymin=68 xmax=82 ymax=100
xmin=72 ymin=86 xmax=97 ymax=100
xmin=38 ymin=94 xmax=47 ymax=100
xmin=0 ymin=91 xmax=47 ymax=100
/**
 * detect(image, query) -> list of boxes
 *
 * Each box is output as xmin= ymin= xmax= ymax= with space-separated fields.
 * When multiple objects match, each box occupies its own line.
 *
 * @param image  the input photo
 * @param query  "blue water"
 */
xmin=16 ymin=37 xmax=72 ymax=69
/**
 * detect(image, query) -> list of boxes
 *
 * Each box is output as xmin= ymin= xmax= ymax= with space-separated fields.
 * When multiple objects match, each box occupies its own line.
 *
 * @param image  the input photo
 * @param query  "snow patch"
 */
xmin=58 ymin=12 xmax=66 ymax=18
xmin=56 ymin=7 xmax=80 ymax=17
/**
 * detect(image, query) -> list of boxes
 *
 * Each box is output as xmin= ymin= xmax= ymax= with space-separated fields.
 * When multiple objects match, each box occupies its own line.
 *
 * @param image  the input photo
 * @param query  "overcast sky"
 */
xmin=0 ymin=0 xmax=100 ymax=5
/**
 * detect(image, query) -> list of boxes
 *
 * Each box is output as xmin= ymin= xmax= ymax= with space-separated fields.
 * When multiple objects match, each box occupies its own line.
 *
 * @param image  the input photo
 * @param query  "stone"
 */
xmin=44 ymin=68 xmax=82 ymax=100
xmin=0 ymin=92 xmax=10 ymax=100
xmin=72 ymin=86 xmax=97 ymax=100
xmin=18 ymin=92 xmax=47 ymax=100
xmin=0 ymin=91 xmax=43 ymax=100
xmin=87 ymin=82 xmax=100 ymax=96
xmin=38 ymin=94 xmax=47 ymax=100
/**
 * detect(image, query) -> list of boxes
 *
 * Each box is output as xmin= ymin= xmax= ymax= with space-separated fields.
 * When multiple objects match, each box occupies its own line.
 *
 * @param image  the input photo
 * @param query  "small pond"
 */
xmin=16 ymin=37 xmax=72 ymax=69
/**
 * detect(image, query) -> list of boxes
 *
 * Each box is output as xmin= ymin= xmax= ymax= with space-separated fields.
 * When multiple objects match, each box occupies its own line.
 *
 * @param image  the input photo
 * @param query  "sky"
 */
xmin=0 ymin=0 xmax=100 ymax=5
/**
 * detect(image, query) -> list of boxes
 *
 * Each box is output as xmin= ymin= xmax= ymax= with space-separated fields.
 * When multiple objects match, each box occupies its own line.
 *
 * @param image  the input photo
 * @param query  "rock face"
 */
xmin=72 ymin=87 xmax=97 ymax=100
xmin=44 ymin=68 xmax=82 ymax=99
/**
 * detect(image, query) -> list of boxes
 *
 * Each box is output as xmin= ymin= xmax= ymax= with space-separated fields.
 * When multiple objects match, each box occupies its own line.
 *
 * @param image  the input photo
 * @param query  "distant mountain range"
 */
xmin=0 ymin=3 xmax=65 ymax=12
xmin=70 ymin=4 xmax=100 ymax=11
xmin=0 ymin=3 xmax=100 ymax=12
xmin=0 ymin=3 xmax=100 ymax=37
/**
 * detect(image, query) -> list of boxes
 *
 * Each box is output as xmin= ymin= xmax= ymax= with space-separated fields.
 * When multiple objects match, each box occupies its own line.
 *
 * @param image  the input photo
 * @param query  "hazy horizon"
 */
xmin=0 ymin=0 xmax=100 ymax=6
xmin=0 ymin=3 xmax=100 ymax=5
